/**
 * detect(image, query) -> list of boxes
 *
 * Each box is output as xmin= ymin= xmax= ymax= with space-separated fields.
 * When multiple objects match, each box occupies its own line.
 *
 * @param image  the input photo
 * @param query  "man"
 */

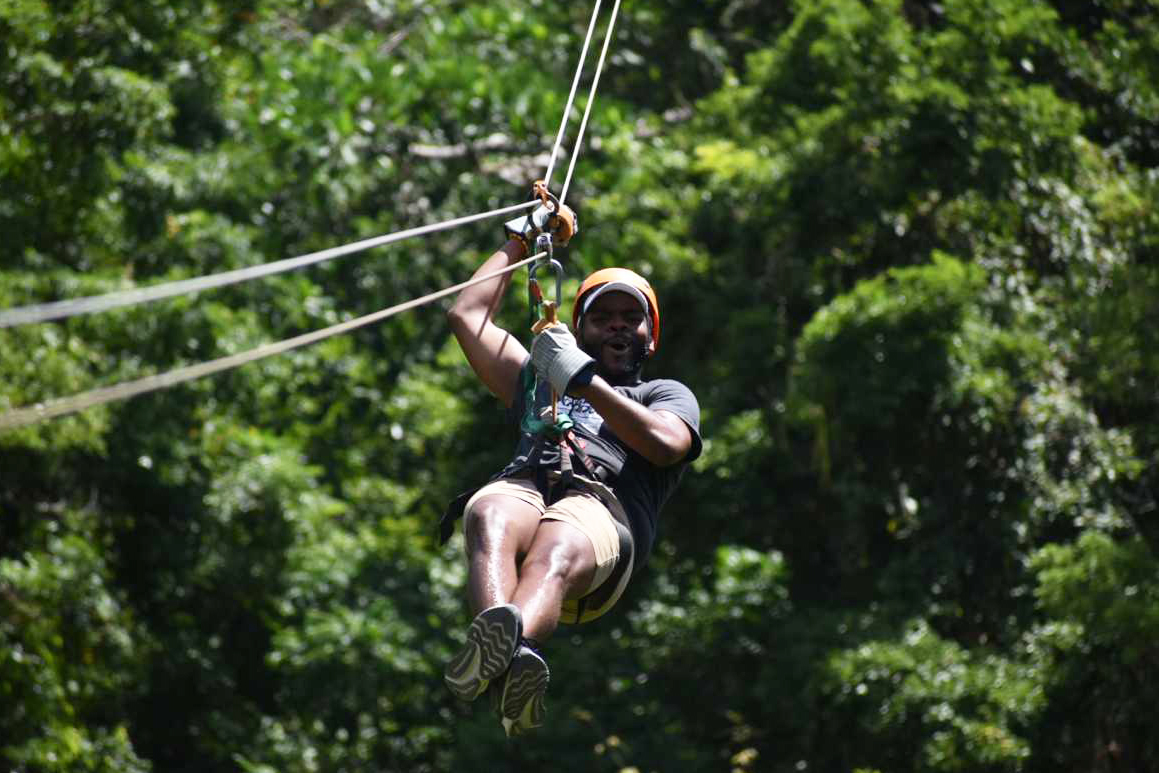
xmin=441 ymin=210 xmax=701 ymax=736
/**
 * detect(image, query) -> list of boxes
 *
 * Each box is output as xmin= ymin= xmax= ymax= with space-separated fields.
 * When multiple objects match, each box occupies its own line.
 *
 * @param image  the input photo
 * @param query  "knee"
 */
xmin=463 ymin=498 xmax=522 ymax=553
xmin=521 ymin=540 xmax=581 ymax=585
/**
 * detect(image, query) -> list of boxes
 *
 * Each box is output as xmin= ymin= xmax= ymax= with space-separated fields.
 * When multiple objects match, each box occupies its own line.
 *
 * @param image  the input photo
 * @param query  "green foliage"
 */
xmin=822 ymin=620 xmax=1042 ymax=772
xmin=570 ymin=546 xmax=794 ymax=772
xmin=2 ymin=0 xmax=1158 ymax=771
xmin=1034 ymin=532 xmax=1159 ymax=653
xmin=793 ymin=253 xmax=987 ymax=438
xmin=1026 ymin=532 xmax=1159 ymax=769
xmin=0 ymin=512 xmax=150 ymax=772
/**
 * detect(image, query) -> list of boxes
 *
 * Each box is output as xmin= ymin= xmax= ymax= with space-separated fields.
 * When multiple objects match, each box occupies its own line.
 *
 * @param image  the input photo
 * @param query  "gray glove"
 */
xmin=530 ymin=323 xmax=595 ymax=395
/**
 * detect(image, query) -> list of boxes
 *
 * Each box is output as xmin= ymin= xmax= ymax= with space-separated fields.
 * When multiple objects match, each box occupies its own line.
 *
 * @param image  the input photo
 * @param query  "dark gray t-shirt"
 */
xmin=499 ymin=361 xmax=702 ymax=571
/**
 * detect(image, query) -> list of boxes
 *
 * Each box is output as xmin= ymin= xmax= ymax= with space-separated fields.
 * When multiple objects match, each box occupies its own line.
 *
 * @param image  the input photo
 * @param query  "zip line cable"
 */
xmin=0 ymin=201 xmax=537 ymax=329
xmin=0 ymin=253 xmax=544 ymax=432
xmin=0 ymin=0 xmax=621 ymax=429
xmin=0 ymin=0 xmax=615 ymax=331
xmin=541 ymin=0 xmax=604 ymax=190
xmin=560 ymin=0 xmax=623 ymax=205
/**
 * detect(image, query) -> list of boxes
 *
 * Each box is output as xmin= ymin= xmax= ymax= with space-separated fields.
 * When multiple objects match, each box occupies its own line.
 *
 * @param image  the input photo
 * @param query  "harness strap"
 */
xmin=551 ymin=440 xmax=574 ymax=505
xmin=538 ymin=427 xmax=604 ymax=505
xmin=439 ymin=489 xmax=475 ymax=545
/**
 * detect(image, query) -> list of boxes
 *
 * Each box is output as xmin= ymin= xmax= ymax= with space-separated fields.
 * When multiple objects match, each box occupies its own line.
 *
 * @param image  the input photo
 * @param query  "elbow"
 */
xmin=648 ymin=436 xmax=690 ymax=467
xmin=650 ymin=423 xmax=693 ymax=467
xmin=446 ymin=296 xmax=465 ymax=323
xmin=654 ymin=446 xmax=688 ymax=468
xmin=446 ymin=301 xmax=472 ymax=337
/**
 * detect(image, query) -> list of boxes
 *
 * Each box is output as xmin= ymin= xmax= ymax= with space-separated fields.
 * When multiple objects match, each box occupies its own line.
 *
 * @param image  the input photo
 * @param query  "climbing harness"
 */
xmin=520 ymin=206 xmax=603 ymax=507
xmin=509 ymin=216 xmax=638 ymax=623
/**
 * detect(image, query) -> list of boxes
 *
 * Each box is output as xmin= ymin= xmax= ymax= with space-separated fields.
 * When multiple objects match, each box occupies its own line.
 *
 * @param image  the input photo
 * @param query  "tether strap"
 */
xmin=518 ymin=364 xmax=605 ymax=502
xmin=553 ymin=437 xmax=574 ymax=504
xmin=563 ymin=430 xmax=599 ymax=478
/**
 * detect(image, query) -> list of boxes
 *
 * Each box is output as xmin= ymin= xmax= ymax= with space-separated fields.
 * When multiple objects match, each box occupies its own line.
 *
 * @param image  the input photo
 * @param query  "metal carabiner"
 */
xmin=529 ymin=239 xmax=565 ymax=331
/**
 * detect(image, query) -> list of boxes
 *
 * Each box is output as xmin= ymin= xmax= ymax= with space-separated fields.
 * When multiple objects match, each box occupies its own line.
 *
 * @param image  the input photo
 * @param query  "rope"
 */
xmin=0 ymin=0 xmax=619 ymax=331
xmin=560 ymin=0 xmax=623 ymax=205
xmin=0 ymin=253 xmax=544 ymax=431
xmin=0 ymin=201 xmax=537 ymax=329
xmin=0 ymin=0 xmax=626 ymax=429
xmin=541 ymin=0 xmax=604 ymax=189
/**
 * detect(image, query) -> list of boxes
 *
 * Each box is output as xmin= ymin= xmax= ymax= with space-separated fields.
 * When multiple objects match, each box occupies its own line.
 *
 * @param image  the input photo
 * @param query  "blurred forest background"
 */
xmin=2 ymin=0 xmax=1158 ymax=771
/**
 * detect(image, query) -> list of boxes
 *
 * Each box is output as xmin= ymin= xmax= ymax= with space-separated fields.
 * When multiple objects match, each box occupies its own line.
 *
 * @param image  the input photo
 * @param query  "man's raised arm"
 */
xmin=447 ymin=239 xmax=531 ymax=409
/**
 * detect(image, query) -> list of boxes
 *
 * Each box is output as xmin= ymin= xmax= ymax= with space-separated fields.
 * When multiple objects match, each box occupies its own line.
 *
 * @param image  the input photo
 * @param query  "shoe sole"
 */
xmin=444 ymin=604 xmax=521 ymax=702
xmin=495 ymin=646 xmax=549 ymax=735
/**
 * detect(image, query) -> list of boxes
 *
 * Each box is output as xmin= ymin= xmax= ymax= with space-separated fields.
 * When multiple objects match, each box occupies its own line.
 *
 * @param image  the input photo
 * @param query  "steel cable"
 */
xmin=0 ymin=253 xmax=543 ymax=431
xmin=0 ymin=201 xmax=537 ymax=329
xmin=541 ymin=0 xmax=604 ymax=189
xmin=560 ymin=0 xmax=623 ymax=205
xmin=0 ymin=0 xmax=622 ymax=428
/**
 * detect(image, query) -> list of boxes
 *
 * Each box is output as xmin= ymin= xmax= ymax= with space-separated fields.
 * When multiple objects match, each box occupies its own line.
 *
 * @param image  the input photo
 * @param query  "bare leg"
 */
xmin=511 ymin=520 xmax=597 ymax=642
xmin=463 ymin=495 xmax=542 ymax=614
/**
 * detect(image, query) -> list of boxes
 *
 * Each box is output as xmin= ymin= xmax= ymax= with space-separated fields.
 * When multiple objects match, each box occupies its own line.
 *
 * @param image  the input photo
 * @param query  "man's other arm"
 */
xmin=572 ymin=377 xmax=693 ymax=467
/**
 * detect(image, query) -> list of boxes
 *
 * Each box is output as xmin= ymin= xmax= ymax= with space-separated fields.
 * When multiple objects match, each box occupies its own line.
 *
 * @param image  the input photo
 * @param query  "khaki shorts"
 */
xmin=463 ymin=476 xmax=634 ymax=624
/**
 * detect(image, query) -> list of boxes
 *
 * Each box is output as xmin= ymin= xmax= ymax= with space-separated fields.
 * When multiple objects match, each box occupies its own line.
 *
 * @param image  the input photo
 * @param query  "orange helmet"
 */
xmin=573 ymin=268 xmax=661 ymax=354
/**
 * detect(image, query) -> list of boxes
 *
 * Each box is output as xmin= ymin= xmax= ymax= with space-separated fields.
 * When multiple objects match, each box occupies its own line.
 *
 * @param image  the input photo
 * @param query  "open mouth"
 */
xmin=604 ymin=337 xmax=632 ymax=355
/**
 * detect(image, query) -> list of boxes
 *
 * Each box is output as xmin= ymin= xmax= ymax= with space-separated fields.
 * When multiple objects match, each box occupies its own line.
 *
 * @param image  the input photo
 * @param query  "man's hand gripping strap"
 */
xmin=530 ymin=323 xmax=594 ymax=397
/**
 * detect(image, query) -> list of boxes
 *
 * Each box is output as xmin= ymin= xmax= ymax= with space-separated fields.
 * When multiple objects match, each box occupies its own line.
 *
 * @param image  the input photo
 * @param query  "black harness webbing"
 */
xmin=437 ymin=429 xmax=607 ymax=547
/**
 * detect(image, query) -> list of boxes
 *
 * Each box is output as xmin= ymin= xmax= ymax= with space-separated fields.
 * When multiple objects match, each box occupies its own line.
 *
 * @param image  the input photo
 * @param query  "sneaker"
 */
xmin=444 ymin=604 xmax=522 ymax=702
xmin=490 ymin=641 xmax=550 ymax=736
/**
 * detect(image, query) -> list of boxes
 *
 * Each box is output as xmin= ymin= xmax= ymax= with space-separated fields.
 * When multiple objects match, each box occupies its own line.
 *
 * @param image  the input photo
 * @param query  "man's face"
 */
xmin=577 ymin=291 xmax=650 ymax=385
